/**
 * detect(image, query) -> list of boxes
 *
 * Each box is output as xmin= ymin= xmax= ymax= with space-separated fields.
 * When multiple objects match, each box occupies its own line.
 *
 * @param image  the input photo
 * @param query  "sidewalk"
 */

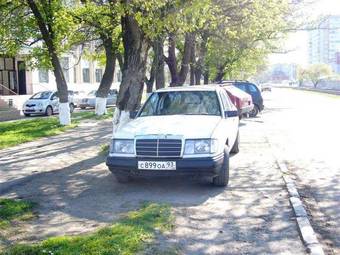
xmin=0 ymin=119 xmax=112 ymax=194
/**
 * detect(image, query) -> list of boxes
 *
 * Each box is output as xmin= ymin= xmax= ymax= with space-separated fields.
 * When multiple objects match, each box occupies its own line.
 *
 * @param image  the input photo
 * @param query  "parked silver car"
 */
xmin=22 ymin=91 xmax=75 ymax=117
xmin=78 ymin=89 xmax=118 ymax=109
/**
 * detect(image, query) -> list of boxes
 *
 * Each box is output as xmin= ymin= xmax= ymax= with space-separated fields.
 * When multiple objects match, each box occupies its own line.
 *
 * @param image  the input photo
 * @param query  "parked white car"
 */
xmin=22 ymin=91 xmax=75 ymax=117
xmin=78 ymin=89 xmax=118 ymax=109
xmin=106 ymin=85 xmax=240 ymax=187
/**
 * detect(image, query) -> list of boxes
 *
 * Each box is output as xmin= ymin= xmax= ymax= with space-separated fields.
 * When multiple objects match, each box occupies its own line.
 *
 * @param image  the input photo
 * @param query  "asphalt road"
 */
xmin=263 ymin=88 xmax=340 ymax=255
xmin=0 ymin=104 xmax=306 ymax=254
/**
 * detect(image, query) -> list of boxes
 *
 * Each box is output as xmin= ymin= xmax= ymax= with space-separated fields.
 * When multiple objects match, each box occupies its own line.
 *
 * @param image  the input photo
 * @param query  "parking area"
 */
xmin=0 ymin=94 xmax=306 ymax=254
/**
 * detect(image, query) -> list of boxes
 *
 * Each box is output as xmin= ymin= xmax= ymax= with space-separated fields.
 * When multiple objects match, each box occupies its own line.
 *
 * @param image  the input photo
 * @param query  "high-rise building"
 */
xmin=308 ymin=15 xmax=340 ymax=74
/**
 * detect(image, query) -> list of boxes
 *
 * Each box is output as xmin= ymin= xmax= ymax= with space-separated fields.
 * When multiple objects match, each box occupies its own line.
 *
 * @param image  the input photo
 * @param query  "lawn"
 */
xmin=0 ymin=108 xmax=114 ymax=149
xmin=3 ymin=203 xmax=175 ymax=255
xmin=0 ymin=198 xmax=36 ymax=229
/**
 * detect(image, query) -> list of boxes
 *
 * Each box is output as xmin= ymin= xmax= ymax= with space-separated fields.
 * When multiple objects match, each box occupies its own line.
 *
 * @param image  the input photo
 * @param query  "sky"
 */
xmin=268 ymin=0 xmax=340 ymax=66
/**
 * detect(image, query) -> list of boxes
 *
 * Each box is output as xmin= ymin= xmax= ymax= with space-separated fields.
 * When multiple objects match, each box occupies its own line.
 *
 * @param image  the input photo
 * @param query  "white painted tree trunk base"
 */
xmin=95 ymin=97 xmax=107 ymax=115
xmin=59 ymin=103 xmax=71 ymax=125
xmin=112 ymin=109 xmax=132 ymax=134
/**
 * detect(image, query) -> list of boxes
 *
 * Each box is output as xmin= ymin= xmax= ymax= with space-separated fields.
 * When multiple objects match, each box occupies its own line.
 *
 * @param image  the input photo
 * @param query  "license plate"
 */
xmin=138 ymin=161 xmax=176 ymax=170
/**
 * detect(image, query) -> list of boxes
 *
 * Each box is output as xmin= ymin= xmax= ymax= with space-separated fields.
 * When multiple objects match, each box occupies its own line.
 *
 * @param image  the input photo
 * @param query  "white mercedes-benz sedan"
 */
xmin=106 ymin=85 xmax=240 ymax=187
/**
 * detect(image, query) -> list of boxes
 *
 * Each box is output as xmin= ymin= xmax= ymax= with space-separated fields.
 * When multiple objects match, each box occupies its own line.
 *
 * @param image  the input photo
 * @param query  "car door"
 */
xmin=218 ymin=90 xmax=239 ymax=150
xmin=50 ymin=92 xmax=59 ymax=113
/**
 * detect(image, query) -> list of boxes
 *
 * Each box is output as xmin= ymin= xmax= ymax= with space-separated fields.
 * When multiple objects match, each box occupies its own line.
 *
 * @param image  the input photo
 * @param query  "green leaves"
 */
xmin=205 ymin=0 xmax=293 ymax=81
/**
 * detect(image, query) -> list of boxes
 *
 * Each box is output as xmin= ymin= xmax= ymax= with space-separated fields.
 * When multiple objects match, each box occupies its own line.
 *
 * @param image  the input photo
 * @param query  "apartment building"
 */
xmin=308 ymin=15 xmax=340 ymax=74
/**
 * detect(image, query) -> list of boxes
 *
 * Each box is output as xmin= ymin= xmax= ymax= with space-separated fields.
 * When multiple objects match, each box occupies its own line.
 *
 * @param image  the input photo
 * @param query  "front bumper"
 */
xmin=106 ymin=154 xmax=225 ymax=178
xmin=23 ymin=108 xmax=44 ymax=114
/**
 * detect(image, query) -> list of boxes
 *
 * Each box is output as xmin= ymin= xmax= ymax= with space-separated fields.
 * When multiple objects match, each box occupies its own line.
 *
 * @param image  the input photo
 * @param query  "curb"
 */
xmin=276 ymin=160 xmax=325 ymax=255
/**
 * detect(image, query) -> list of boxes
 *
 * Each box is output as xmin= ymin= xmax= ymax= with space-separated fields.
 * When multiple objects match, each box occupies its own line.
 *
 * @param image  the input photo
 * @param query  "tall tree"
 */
xmin=72 ymin=1 xmax=121 ymax=115
xmin=0 ymin=0 xmax=77 ymax=125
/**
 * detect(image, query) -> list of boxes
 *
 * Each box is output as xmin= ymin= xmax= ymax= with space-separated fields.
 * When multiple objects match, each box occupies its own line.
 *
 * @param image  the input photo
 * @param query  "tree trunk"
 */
xmin=154 ymin=38 xmax=165 ymax=89
xmin=166 ymin=33 xmax=195 ymax=86
xmin=204 ymin=70 xmax=209 ymax=84
xmin=167 ymin=33 xmax=179 ymax=86
xmin=195 ymin=33 xmax=208 ymax=85
xmin=114 ymin=14 xmax=149 ymax=132
xmin=190 ymin=39 xmax=196 ymax=85
xmin=214 ymin=66 xmax=225 ymax=83
xmin=27 ymin=0 xmax=70 ymax=125
xmin=178 ymin=33 xmax=194 ymax=85
xmin=145 ymin=55 xmax=155 ymax=93
xmin=95 ymin=36 xmax=116 ymax=115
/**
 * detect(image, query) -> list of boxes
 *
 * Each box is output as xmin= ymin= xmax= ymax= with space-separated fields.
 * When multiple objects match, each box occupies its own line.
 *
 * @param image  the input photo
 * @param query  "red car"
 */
xmin=222 ymin=85 xmax=253 ymax=118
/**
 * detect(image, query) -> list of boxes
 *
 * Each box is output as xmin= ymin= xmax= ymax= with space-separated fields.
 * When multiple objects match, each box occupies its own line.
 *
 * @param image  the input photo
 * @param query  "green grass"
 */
xmin=0 ymin=199 xmax=36 ymax=229
xmin=72 ymin=107 xmax=114 ymax=121
xmin=3 ymin=203 xmax=174 ymax=255
xmin=0 ymin=108 xmax=114 ymax=149
xmin=0 ymin=118 xmax=77 ymax=149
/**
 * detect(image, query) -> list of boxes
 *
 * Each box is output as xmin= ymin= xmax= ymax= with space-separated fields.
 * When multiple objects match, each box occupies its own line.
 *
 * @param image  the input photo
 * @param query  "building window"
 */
xmin=95 ymin=69 xmax=103 ymax=83
xmin=61 ymin=57 xmax=69 ymax=82
xmin=5 ymin=58 xmax=14 ymax=70
xmin=83 ymin=68 xmax=90 ymax=83
xmin=0 ymin=58 xmax=4 ymax=70
xmin=73 ymin=67 xmax=77 ymax=83
xmin=39 ymin=69 xmax=49 ymax=83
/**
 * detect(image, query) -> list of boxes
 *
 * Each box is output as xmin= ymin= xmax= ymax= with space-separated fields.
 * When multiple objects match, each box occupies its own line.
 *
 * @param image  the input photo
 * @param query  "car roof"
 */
xmin=34 ymin=90 xmax=54 ymax=94
xmin=155 ymin=84 xmax=222 ymax=92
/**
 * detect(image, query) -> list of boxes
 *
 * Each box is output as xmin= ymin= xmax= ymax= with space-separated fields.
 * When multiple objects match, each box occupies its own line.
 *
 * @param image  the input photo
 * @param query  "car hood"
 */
xmin=115 ymin=115 xmax=222 ymax=139
xmin=24 ymin=99 xmax=47 ymax=105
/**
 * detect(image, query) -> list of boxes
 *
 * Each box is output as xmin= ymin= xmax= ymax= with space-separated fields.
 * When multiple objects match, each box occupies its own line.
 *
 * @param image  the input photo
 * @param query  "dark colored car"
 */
xmin=221 ymin=80 xmax=264 ymax=117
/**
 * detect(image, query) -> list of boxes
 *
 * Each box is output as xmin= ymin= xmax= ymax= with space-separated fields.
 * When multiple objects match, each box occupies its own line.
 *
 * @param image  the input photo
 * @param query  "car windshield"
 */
xmin=139 ymin=91 xmax=221 ymax=117
xmin=88 ymin=90 xmax=97 ymax=96
xmin=30 ymin=91 xmax=52 ymax=100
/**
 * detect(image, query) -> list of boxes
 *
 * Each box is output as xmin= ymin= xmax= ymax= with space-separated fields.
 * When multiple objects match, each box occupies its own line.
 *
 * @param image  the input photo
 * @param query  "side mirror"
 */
xmin=130 ymin=110 xmax=139 ymax=119
xmin=225 ymin=110 xmax=238 ymax=118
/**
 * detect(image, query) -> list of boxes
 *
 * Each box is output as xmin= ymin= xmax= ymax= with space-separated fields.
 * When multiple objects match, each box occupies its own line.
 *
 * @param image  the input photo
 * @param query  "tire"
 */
xmin=249 ymin=105 xmax=259 ymax=118
xmin=45 ymin=106 xmax=53 ymax=116
xmin=69 ymin=103 xmax=75 ymax=113
xmin=231 ymin=131 xmax=240 ymax=154
xmin=213 ymin=147 xmax=230 ymax=187
xmin=24 ymin=113 xmax=30 ymax=117
xmin=114 ymin=173 xmax=131 ymax=183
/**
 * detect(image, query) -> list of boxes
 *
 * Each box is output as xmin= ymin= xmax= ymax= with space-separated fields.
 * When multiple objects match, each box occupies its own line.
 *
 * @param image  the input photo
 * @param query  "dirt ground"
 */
xmin=0 ymin=114 xmax=305 ymax=254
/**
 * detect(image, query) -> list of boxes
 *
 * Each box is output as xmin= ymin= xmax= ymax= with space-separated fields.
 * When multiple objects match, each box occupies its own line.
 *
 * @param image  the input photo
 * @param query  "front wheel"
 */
xmin=231 ymin=131 xmax=240 ymax=154
xmin=45 ymin=106 xmax=53 ymax=116
xmin=69 ymin=103 xmax=75 ymax=113
xmin=213 ymin=147 xmax=230 ymax=187
xmin=24 ymin=113 xmax=30 ymax=117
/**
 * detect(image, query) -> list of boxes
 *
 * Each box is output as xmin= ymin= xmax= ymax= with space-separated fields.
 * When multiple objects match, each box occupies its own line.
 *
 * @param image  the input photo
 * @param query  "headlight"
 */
xmin=110 ymin=139 xmax=134 ymax=154
xmin=184 ymin=139 xmax=218 ymax=155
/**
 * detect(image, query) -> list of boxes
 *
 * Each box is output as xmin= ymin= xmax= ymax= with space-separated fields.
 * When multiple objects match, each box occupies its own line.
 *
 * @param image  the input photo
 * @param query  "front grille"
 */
xmin=136 ymin=139 xmax=182 ymax=158
xmin=26 ymin=104 xmax=36 ymax=107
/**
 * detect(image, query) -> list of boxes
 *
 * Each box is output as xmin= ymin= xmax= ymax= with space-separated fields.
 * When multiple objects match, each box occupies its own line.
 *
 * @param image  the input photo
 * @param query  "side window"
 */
xmin=51 ymin=92 xmax=58 ymax=100
xmin=235 ymin=83 xmax=247 ymax=91
xmin=248 ymin=84 xmax=259 ymax=93
xmin=139 ymin=93 xmax=159 ymax=116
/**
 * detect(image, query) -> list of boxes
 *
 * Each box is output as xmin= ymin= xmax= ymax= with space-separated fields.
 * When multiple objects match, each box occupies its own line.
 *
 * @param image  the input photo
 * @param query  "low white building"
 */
xmin=0 ymin=50 xmax=121 ymax=111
